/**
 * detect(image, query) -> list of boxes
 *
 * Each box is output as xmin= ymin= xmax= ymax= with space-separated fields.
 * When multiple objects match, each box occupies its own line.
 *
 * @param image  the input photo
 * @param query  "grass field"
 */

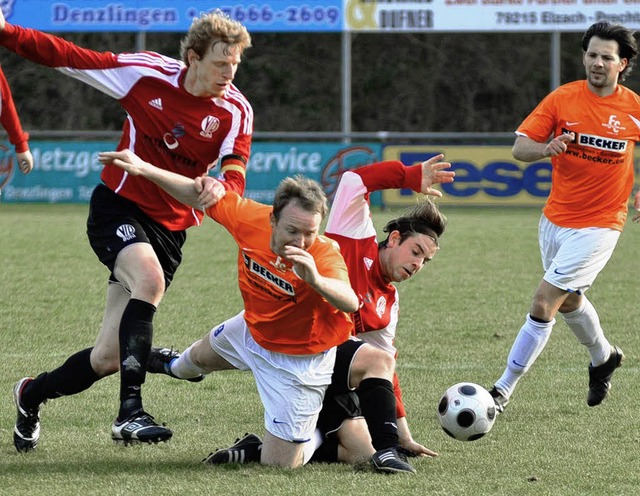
xmin=1 ymin=203 xmax=639 ymax=496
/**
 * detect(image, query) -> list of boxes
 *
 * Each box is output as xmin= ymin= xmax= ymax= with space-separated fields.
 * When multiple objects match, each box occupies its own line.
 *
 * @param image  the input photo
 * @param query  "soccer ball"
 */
xmin=437 ymin=382 xmax=497 ymax=441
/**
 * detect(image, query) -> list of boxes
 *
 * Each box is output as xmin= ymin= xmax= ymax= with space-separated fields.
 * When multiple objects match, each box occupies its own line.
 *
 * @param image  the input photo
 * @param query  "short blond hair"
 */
xmin=180 ymin=10 xmax=252 ymax=65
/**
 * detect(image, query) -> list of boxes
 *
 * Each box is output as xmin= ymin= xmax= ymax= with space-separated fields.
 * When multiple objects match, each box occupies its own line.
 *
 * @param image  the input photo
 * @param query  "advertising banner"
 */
xmin=343 ymin=0 xmax=640 ymax=33
xmin=0 ymin=141 xmax=381 ymax=205
xmin=2 ymin=0 xmax=343 ymax=32
xmin=381 ymin=145 xmax=552 ymax=207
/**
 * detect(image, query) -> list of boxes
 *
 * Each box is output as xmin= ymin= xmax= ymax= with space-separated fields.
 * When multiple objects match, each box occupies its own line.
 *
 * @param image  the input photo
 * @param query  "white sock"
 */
xmin=495 ymin=314 xmax=555 ymax=398
xmin=302 ymin=429 xmax=324 ymax=465
xmin=561 ymin=297 xmax=611 ymax=367
xmin=170 ymin=344 xmax=207 ymax=379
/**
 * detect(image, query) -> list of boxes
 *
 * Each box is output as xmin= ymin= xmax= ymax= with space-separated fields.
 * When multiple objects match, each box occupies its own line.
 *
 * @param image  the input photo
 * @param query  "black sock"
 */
xmin=118 ymin=298 xmax=155 ymax=420
xmin=22 ymin=348 xmax=101 ymax=408
xmin=357 ymin=377 xmax=399 ymax=451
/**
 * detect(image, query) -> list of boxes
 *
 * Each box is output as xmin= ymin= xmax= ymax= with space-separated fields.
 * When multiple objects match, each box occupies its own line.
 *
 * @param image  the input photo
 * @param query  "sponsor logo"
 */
xmin=213 ymin=324 xmax=225 ymax=337
xmin=363 ymin=257 xmax=373 ymax=270
xmin=565 ymin=121 xmax=580 ymax=126
xmin=376 ymin=296 xmax=386 ymax=318
xmin=148 ymin=98 xmax=163 ymax=110
xmin=200 ymin=115 xmax=220 ymax=138
xmin=162 ymin=123 xmax=186 ymax=151
xmin=511 ymin=359 xmax=527 ymax=368
xmin=577 ymin=133 xmax=627 ymax=152
xmin=554 ymin=268 xmax=566 ymax=275
xmin=272 ymin=418 xmax=286 ymax=424
xmin=243 ymin=252 xmax=295 ymax=295
xmin=116 ymin=224 xmax=136 ymax=242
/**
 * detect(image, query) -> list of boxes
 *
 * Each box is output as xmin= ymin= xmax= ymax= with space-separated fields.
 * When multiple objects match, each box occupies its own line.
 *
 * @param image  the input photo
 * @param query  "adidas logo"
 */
xmin=148 ymin=98 xmax=163 ymax=110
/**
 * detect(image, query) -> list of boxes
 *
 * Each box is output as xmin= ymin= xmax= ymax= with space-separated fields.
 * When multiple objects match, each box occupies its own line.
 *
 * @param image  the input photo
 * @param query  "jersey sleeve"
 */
xmin=515 ymin=91 xmax=559 ymax=142
xmin=326 ymin=160 xmax=422 ymax=239
xmin=0 ymin=23 xmax=119 ymax=71
xmin=0 ymin=23 xmax=184 ymax=101
xmin=0 ymin=65 xmax=28 ymax=152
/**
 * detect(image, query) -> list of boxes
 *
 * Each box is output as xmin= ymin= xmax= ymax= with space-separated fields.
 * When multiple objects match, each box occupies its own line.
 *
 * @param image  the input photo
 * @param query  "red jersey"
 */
xmin=206 ymin=192 xmax=354 ymax=355
xmin=516 ymin=80 xmax=640 ymax=231
xmin=0 ymin=65 xmax=28 ymax=153
xmin=325 ymin=160 xmax=424 ymax=418
xmin=0 ymin=23 xmax=252 ymax=231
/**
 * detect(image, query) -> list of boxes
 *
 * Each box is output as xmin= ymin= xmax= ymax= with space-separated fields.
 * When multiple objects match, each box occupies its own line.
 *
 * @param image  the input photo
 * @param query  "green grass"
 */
xmin=1 ymin=203 xmax=639 ymax=496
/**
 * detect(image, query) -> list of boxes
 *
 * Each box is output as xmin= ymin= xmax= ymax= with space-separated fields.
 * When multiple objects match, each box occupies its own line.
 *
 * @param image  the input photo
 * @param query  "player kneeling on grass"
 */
xmin=172 ymin=157 xmax=454 ymax=473
xmin=99 ymin=149 xmax=358 ymax=469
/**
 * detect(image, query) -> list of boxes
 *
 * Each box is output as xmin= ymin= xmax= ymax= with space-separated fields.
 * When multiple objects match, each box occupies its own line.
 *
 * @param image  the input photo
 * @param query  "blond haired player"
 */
xmin=490 ymin=21 xmax=640 ymax=413
xmin=9 ymin=9 xmax=253 ymax=451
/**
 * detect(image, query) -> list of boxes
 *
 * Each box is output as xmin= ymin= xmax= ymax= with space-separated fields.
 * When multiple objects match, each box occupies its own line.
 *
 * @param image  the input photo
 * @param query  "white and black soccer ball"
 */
xmin=437 ymin=382 xmax=497 ymax=441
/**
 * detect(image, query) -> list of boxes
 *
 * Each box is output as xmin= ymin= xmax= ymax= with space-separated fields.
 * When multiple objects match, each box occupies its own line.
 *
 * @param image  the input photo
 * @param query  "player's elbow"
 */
xmin=341 ymin=291 xmax=359 ymax=313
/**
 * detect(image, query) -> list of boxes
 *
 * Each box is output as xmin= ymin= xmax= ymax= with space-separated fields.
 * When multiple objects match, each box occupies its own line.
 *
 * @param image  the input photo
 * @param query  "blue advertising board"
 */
xmin=2 ymin=0 xmax=343 ymax=32
xmin=0 ymin=140 xmax=381 ymax=205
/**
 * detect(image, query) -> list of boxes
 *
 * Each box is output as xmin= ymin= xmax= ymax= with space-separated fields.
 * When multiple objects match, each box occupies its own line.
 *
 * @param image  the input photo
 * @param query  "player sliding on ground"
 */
xmin=156 ymin=156 xmax=455 ymax=473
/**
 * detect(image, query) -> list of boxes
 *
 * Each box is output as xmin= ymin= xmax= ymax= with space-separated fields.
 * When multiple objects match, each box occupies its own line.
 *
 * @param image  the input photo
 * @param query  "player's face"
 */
xmin=270 ymin=201 xmax=322 ymax=257
xmin=382 ymin=231 xmax=438 ymax=283
xmin=186 ymin=42 xmax=242 ymax=98
xmin=583 ymin=36 xmax=627 ymax=95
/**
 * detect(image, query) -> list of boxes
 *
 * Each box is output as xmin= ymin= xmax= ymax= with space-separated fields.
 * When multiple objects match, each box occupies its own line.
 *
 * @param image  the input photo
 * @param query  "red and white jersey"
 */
xmin=325 ymin=160 xmax=423 ymax=418
xmin=0 ymin=23 xmax=253 ymax=231
xmin=0 ymin=64 xmax=29 ymax=153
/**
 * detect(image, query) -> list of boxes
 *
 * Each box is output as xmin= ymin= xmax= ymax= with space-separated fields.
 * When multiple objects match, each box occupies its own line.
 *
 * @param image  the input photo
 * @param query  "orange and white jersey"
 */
xmin=516 ymin=80 xmax=640 ymax=231
xmin=206 ymin=191 xmax=353 ymax=355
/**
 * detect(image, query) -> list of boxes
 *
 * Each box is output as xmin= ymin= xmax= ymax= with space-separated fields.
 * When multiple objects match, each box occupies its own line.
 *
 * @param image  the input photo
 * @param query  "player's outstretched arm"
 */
xmin=397 ymin=416 xmax=438 ymax=458
xmin=98 ymin=150 xmax=224 ymax=209
xmin=420 ymin=154 xmax=454 ymax=197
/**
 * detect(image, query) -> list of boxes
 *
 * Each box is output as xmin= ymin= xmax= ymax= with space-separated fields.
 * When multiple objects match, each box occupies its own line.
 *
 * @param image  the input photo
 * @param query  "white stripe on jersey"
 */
xmin=226 ymin=84 xmax=253 ymax=135
xmin=118 ymin=52 xmax=184 ymax=73
xmin=114 ymin=114 xmax=136 ymax=194
xmin=57 ymin=64 xmax=182 ymax=99
xmin=214 ymin=97 xmax=245 ymax=160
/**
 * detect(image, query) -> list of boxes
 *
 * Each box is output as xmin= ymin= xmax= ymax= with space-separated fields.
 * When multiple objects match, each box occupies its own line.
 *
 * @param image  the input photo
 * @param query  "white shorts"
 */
xmin=538 ymin=215 xmax=620 ymax=294
xmin=208 ymin=310 xmax=336 ymax=443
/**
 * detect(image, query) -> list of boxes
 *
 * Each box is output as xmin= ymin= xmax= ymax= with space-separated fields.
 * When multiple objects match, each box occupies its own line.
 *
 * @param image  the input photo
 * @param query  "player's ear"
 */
xmin=187 ymin=49 xmax=200 ymax=66
xmin=388 ymin=230 xmax=401 ymax=247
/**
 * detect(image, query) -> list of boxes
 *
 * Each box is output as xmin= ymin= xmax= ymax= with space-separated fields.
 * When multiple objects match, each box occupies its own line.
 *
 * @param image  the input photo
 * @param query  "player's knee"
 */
xmin=351 ymin=345 xmax=395 ymax=384
xmin=90 ymin=348 xmax=120 ymax=377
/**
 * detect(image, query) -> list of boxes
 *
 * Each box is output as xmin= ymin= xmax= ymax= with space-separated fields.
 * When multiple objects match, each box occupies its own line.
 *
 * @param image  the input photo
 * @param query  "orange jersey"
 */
xmin=207 ymin=192 xmax=354 ymax=355
xmin=517 ymin=80 xmax=640 ymax=231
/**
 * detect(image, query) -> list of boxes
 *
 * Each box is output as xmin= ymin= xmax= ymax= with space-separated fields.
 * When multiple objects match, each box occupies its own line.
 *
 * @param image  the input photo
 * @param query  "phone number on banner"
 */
xmin=188 ymin=4 xmax=342 ymax=31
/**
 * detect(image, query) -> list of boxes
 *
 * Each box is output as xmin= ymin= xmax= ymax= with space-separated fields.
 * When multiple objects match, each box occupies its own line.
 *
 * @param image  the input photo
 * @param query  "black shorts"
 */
xmin=310 ymin=338 xmax=366 ymax=463
xmin=86 ymin=184 xmax=187 ymax=288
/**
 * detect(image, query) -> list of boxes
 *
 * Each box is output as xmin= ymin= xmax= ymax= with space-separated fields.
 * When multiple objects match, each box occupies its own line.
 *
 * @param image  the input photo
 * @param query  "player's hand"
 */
xmin=400 ymin=439 xmax=438 ymax=458
xmin=544 ymin=132 xmax=574 ymax=157
xmin=420 ymin=154 xmax=454 ymax=197
xmin=98 ymin=149 xmax=149 ymax=176
xmin=194 ymin=176 xmax=226 ymax=208
xmin=282 ymin=245 xmax=319 ymax=285
xmin=16 ymin=150 xmax=33 ymax=174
